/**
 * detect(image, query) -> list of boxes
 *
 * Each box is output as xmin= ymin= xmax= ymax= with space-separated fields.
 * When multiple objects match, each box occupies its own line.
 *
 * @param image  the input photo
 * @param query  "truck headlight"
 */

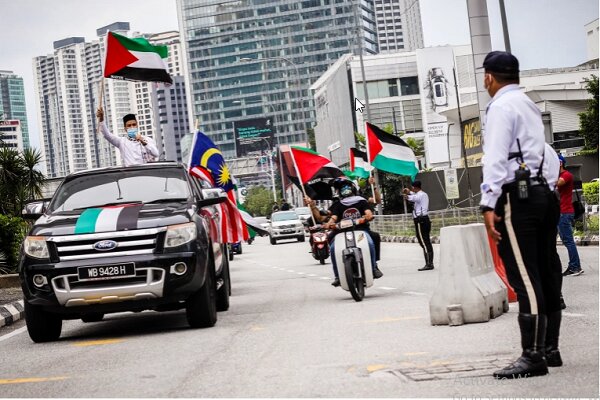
xmin=165 ymin=222 xmax=197 ymax=248
xmin=24 ymin=236 xmax=49 ymax=259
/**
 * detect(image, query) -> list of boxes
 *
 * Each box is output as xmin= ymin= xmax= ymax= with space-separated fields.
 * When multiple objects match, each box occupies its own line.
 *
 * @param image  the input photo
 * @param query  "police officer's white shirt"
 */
xmin=542 ymin=143 xmax=560 ymax=190
xmin=100 ymin=122 xmax=159 ymax=167
xmin=480 ymin=84 xmax=546 ymax=209
xmin=407 ymin=190 xmax=429 ymax=218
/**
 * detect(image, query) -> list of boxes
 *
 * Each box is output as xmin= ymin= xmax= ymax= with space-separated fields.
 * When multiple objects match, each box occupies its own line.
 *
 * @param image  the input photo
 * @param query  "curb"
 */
xmin=0 ymin=300 xmax=24 ymax=328
xmin=0 ymin=274 xmax=20 ymax=289
xmin=381 ymin=235 xmax=598 ymax=246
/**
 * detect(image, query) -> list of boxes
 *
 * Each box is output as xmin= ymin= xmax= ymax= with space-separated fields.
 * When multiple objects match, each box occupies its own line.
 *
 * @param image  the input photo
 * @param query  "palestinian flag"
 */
xmin=74 ymin=204 xmax=142 ymax=234
xmin=289 ymin=146 xmax=344 ymax=184
xmin=366 ymin=122 xmax=418 ymax=179
xmin=103 ymin=31 xmax=172 ymax=85
xmin=349 ymin=148 xmax=373 ymax=179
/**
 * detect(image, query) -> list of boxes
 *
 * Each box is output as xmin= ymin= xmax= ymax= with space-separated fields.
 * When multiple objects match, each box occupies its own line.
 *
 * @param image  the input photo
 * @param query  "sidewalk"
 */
xmin=0 ymin=276 xmax=24 ymax=328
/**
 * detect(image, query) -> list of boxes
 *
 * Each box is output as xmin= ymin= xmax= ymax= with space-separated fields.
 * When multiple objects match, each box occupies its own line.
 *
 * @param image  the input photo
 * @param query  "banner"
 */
xmin=444 ymin=168 xmax=460 ymax=200
xmin=234 ymin=117 xmax=275 ymax=157
xmin=462 ymin=118 xmax=483 ymax=167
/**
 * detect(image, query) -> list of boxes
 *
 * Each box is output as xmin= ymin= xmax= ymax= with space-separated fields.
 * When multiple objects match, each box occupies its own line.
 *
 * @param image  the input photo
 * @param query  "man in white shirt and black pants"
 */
xmin=479 ymin=51 xmax=562 ymax=379
xmin=403 ymin=180 xmax=434 ymax=271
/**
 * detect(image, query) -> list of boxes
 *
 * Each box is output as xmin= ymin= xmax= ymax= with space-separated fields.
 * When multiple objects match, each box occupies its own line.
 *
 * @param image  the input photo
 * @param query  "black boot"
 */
xmin=545 ymin=310 xmax=563 ymax=367
xmin=418 ymin=252 xmax=434 ymax=271
xmin=493 ymin=313 xmax=549 ymax=379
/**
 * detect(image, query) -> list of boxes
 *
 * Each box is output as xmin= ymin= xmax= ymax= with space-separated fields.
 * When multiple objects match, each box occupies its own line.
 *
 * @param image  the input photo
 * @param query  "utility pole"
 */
xmin=499 ymin=0 xmax=511 ymax=53
xmin=453 ymin=67 xmax=474 ymax=207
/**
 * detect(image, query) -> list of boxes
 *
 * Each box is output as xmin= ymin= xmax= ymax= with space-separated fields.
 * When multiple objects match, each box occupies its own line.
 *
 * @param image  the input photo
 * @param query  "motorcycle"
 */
xmin=331 ymin=218 xmax=374 ymax=302
xmin=309 ymin=224 xmax=330 ymax=264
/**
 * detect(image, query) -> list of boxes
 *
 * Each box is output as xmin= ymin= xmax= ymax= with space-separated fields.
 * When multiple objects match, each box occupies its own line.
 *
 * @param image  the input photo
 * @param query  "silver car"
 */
xmin=269 ymin=211 xmax=305 ymax=245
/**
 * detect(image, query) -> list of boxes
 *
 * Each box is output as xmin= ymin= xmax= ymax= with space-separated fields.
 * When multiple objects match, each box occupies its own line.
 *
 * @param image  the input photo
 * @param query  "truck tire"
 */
xmin=25 ymin=301 xmax=62 ymax=342
xmin=81 ymin=313 xmax=104 ymax=323
xmin=298 ymin=235 xmax=305 ymax=242
xmin=270 ymin=237 xmax=276 ymax=245
xmin=186 ymin=258 xmax=217 ymax=328
xmin=216 ymin=250 xmax=231 ymax=312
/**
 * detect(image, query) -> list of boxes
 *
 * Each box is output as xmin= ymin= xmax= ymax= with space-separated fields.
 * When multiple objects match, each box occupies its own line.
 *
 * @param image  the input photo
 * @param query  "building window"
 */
xmin=400 ymin=76 xmax=419 ymax=96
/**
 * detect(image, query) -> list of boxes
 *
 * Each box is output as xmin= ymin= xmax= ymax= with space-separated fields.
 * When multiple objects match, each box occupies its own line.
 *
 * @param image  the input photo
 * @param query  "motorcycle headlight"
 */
xmin=165 ymin=222 xmax=197 ymax=248
xmin=23 ymin=236 xmax=49 ymax=259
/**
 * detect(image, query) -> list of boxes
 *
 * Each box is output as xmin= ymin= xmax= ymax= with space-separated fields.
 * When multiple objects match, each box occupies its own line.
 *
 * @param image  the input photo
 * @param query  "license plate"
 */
xmin=282 ymin=229 xmax=293 ymax=234
xmin=78 ymin=263 xmax=135 ymax=281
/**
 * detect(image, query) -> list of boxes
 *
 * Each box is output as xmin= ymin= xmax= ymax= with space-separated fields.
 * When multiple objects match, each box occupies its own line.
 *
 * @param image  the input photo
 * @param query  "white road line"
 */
xmin=307 ymin=274 xmax=317 ymax=277
xmin=402 ymin=291 xmax=428 ymax=296
xmin=562 ymin=312 xmax=585 ymax=318
xmin=296 ymin=272 xmax=306 ymax=275
xmin=319 ymin=277 xmax=330 ymax=280
xmin=287 ymin=270 xmax=295 ymax=273
xmin=0 ymin=326 xmax=27 ymax=342
xmin=377 ymin=286 xmax=397 ymax=291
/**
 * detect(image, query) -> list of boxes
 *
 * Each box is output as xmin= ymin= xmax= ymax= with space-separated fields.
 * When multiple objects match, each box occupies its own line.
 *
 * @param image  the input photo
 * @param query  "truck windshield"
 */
xmin=48 ymin=168 xmax=191 ymax=213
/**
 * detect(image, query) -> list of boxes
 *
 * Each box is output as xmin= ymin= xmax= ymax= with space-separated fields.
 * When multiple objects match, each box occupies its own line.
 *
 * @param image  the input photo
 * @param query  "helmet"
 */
xmin=332 ymin=178 xmax=357 ymax=198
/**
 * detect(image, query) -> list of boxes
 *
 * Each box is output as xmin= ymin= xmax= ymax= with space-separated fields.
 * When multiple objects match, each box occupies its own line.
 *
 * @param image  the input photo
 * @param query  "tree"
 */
xmin=243 ymin=186 xmax=273 ymax=217
xmin=579 ymin=74 xmax=599 ymax=154
xmin=0 ymin=147 xmax=46 ymax=216
xmin=307 ymin=128 xmax=316 ymax=150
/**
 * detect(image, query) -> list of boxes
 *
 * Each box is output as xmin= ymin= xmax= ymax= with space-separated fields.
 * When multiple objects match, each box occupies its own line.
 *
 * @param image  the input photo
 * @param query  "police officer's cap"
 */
xmin=482 ymin=51 xmax=519 ymax=74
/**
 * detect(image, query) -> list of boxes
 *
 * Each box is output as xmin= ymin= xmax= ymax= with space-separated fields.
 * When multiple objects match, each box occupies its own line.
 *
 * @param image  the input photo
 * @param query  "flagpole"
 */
xmin=96 ymin=77 xmax=105 ymax=133
xmin=365 ymin=121 xmax=382 ymax=214
xmin=289 ymin=148 xmax=317 ymax=227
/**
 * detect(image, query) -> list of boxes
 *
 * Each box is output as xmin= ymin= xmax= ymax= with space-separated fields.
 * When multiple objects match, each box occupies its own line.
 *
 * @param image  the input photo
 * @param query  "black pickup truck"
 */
xmin=19 ymin=162 xmax=231 ymax=342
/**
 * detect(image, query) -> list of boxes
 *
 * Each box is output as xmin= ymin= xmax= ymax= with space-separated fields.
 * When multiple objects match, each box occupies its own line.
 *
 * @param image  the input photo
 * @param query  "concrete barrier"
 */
xmin=430 ymin=223 xmax=509 ymax=326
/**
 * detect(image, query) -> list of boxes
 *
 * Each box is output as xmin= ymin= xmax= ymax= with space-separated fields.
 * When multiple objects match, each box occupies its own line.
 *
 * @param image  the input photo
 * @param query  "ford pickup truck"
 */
xmin=19 ymin=162 xmax=231 ymax=342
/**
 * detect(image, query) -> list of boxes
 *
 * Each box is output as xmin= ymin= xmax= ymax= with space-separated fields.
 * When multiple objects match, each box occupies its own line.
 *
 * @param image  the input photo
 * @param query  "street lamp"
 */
xmin=238 ymin=56 xmax=308 ymax=145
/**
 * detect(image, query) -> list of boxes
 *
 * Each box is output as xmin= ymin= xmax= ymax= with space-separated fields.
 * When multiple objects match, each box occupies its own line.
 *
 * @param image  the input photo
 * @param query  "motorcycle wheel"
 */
xmin=343 ymin=255 xmax=364 ymax=302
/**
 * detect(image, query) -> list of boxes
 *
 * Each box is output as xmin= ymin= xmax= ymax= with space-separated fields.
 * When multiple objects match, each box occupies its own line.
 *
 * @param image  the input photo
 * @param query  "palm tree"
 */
xmin=0 ymin=147 xmax=23 ymax=215
xmin=21 ymin=148 xmax=46 ymax=201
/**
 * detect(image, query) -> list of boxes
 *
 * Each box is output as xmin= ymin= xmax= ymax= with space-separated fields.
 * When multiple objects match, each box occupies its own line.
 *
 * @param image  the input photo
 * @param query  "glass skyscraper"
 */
xmin=176 ymin=0 xmax=378 ymax=159
xmin=0 ymin=71 xmax=30 ymax=149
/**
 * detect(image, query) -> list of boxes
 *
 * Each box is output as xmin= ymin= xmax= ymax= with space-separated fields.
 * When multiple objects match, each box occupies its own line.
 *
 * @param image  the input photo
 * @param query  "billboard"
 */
xmin=234 ymin=117 xmax=275 ymax=157
xmin=416 ymin=47 xmax=458 ymax=165
xmin=462 ymin=118 xmax=483 ymax=167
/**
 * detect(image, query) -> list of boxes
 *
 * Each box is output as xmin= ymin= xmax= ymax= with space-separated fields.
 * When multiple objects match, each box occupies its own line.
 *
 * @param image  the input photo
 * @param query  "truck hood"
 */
xmin=30 ymin=202 xmax=193 ymax=236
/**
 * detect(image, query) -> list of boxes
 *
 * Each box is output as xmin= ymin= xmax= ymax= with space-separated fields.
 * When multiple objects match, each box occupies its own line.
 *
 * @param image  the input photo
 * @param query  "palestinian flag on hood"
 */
xmin=349 ymin=147 xmax=373 ymax=179
xmin=366 ymin=122 xmax=418 ymax=179
xmin=103 ymin=31 xmax=173 ymax=85
xmin=290 ymin=146 xmax=344 ymax=184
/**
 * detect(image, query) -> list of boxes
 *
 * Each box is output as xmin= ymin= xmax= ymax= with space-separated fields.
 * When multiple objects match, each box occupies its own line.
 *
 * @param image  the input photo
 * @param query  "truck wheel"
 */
xmin=298 ymin=235 xmax=305 ymax=242
xmin=216 ymin=251 xmax=231 ymax=312
xmin=81 ymin=313 xmax=104 ymax=323
xmin=25 ymin=301 xmax=62 ymax=342
xmin=270 ymin=237 xmax=276 ymax=245
xmin=228 ymin=246 xmax=234 ymax=261
xmin=186 ymin=258 xmax=217 ymax=328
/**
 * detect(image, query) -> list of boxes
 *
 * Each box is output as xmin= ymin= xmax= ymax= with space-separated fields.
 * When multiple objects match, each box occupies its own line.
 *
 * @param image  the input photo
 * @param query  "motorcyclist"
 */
xmin=306 ymin=178 xmax=383 ymax=287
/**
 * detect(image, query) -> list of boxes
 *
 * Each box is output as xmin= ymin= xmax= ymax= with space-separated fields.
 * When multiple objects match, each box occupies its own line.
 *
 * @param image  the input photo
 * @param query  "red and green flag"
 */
xmin=103 ymin=31 xmax=173 ymax=85
xmin=289 ymin=146 xmax=344 ymax=184
xmin=349 ymin=147 xmax=373 ymax=179
xmin=366 ymin=122 xmax=418 ymax=179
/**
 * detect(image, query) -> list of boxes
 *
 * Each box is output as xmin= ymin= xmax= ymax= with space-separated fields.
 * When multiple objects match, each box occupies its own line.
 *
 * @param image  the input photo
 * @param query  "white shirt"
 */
xmin=407 ymin=190 xmax=429 ymax=218
xmin=542 ymin=143 xmax=560 ymax=190
xmin=100 ymin=122 xmax=159 ymax=167
xmin=480 ymin=84 xmax=546 ymax=209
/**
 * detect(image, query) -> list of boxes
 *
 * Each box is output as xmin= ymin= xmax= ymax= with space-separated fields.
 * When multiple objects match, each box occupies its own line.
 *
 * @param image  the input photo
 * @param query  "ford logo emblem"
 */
xmin=93 ymin=240 xmax=118 ymax=251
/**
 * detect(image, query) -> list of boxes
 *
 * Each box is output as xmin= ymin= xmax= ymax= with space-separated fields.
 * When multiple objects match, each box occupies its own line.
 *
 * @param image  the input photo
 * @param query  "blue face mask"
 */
xmin=127 ymin=128 xmax=138 ymax=139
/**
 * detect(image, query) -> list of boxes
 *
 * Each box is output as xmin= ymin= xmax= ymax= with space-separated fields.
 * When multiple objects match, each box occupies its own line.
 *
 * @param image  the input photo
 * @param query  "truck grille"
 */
xmin=47 ymin=227 xmax=166 ymax=261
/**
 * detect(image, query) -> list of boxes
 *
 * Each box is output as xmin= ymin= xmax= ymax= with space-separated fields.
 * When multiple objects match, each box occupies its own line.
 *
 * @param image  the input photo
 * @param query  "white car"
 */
xmin=269 ymin=211 xmax=305 ymax=245
xmin=294 ymin=206 xmax=312 ymax=226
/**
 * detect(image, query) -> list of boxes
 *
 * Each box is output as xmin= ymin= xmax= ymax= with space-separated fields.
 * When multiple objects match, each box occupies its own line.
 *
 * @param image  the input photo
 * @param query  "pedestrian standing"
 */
xmin=479 ymin=51 xmax=561 ymax=379
xmin=402 ymin=180 xmax=434 ymax=271
xmin=557 ymin=155 xmax=583 ymax=276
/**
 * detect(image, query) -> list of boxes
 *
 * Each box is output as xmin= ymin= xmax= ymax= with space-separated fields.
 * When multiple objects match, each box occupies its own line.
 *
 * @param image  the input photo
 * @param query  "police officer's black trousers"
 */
xmin=414 ymin=216 xmax=433 ymax=265
xmin=494 ymin=185 xmax=562 ymax=316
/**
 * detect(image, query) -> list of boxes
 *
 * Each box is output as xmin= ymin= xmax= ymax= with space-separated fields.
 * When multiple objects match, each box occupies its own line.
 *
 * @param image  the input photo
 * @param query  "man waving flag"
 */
xmin=188 ymin=131 xmax=248 ymax=243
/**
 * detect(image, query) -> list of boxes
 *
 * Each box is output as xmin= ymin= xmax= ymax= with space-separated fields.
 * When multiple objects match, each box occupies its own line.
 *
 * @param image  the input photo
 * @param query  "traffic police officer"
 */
xmin=402 ymin=180 xmax=434 ymax=271
xmin=479 ymin=51 xmax=561 ymax=379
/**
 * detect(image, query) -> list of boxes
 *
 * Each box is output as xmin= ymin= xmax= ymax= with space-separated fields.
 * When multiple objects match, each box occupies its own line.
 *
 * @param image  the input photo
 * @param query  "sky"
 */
xmin=1 ymin=0 xmax=598 ymax=151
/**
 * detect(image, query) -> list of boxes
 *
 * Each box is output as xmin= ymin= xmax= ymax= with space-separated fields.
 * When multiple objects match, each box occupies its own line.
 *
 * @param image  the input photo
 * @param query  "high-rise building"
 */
xmin=0 ymin=70 xmax=30 ymax=149
xmin=374 ymin=0 xmax=424 ymax=53
xmin=176 ymin=0 xmax=379 ymax=160
xmin=0 ymin=120 xmax=24 ymax=151
xmin=33 ymin=22 xmax=187 ymax=178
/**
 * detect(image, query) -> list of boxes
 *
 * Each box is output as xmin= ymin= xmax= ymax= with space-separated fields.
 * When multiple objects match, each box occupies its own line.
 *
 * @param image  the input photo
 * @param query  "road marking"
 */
xmin=377 ymin=286 xmax=397 ymax=290
xmin=319 ymin=277 xmax=330 ymax=280
xmin=287 ymin=270 xmax=295 ymax=273
xmin=402 ymin=291 xmax=428 ymax=296
xmin=366 ymin=364 xmax=388 ymax=373
xmin=72 ymin=338 xmax=124 ymax=347
xmin=0 ymin=376 xmax=69 ymax=385
xmin=563 ymin=312 xmax=585 ymax=318
xmin=364 ymin=316 xmax=424 ymax=324
xmin=296 ymin=272 xmax=306 ymax=275
xmin=250 ymin=326 xmax=265 ymax=331
xmin=0 ymin=326 xmax=27 ymax=342
xmin=404 ymin=352 xmax=429 ymax=356
xmin=307 ymin=274 xmax=317 ymax=277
